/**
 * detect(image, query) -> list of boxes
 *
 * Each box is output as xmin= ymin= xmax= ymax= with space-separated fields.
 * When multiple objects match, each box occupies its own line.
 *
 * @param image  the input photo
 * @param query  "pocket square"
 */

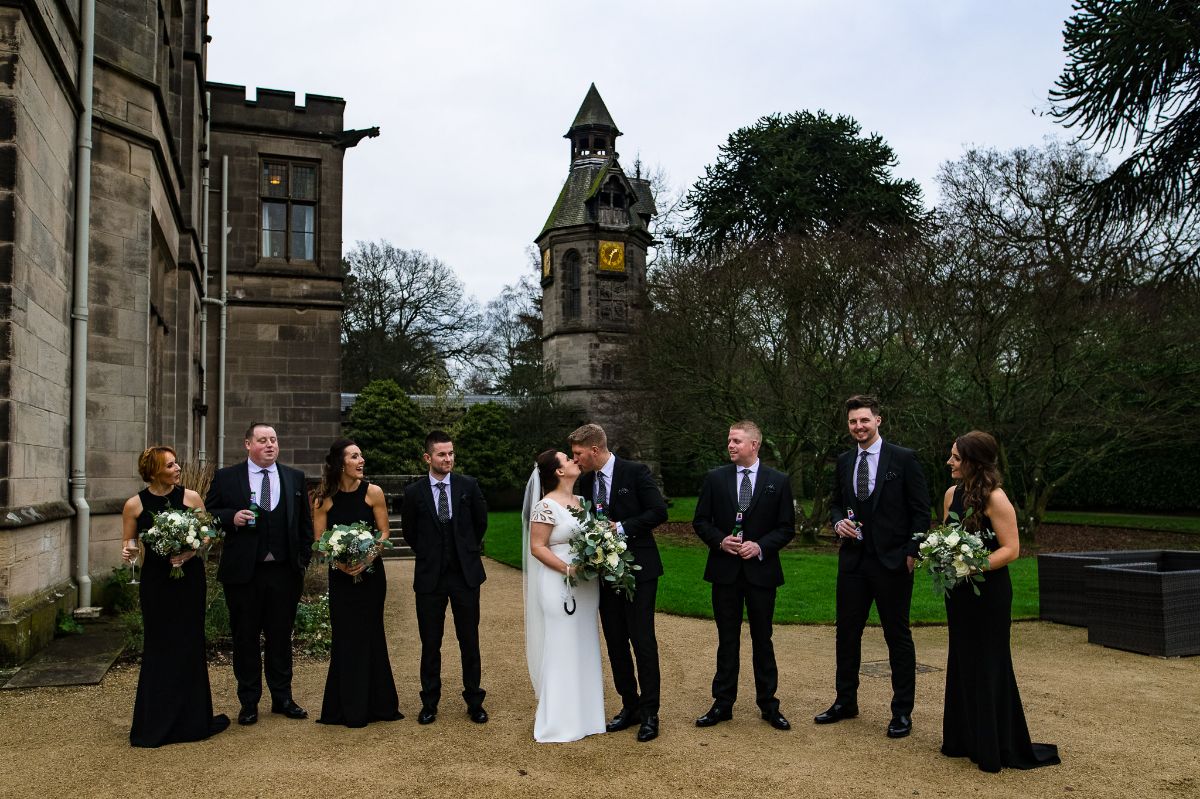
xmin=766 ymin=484 xmax=777 ymax=494
xmin=618 ymin=487 xmax=630 ymax=496
xmin=885 ymin=472 xmax=898 ymax=481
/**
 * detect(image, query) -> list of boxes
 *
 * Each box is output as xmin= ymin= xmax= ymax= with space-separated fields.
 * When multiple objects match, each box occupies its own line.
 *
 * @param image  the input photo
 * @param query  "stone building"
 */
xmin=0 ymin=1 xmax=372 ymax=665
xmin=535 ymin=84 xmax=656 ymax=456
xmin=207 ymin=83 xmax=375 ymax=468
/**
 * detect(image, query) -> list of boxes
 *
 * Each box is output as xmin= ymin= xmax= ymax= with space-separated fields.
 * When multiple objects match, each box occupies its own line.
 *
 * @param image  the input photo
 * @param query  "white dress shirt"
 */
xmin=429 ymin=473 xmax=453 ymax=519
xmin=248 ymin=461 xmax=279 ymax=511
xmin=593 ymin=454 xmax=627 ymax=535
xmin=855 ymin=438 xmax=883 ymax=496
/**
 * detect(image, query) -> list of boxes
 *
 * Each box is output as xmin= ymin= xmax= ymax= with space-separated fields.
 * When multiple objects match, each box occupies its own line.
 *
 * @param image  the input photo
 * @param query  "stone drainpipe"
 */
xmin=70 ymin=0 xmax=97 ymax=609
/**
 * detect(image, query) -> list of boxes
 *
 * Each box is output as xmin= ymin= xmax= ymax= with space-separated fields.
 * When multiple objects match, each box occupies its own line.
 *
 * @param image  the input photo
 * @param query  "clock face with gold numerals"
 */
xmin=541 ymin=248 xmax=551 ymax=277
xmin=598 ymin=240 xmax=625 ymax=272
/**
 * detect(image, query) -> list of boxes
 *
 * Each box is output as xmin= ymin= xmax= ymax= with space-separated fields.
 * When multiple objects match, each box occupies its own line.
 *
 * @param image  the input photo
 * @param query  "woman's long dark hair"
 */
xmin=955 ymin=430 xmax=1003 ymax=531
xmin=536 ymin=449 xmax=561 ymax=496
xmin=315 ymin=438 xmax=357 ymax=507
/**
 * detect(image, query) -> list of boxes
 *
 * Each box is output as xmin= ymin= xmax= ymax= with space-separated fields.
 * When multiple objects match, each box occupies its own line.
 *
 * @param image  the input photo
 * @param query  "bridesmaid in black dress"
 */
xmin=940 ymin=431 xmax=1059 ymax=772
xmin=313 ymin=438 xmax=402 ymax=727
xmin=122 ymin=446 xmax=229 ymax=747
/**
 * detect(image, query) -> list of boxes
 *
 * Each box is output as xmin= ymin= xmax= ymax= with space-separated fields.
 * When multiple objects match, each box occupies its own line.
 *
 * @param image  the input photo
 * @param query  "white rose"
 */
xmin=607 ymin=553 xmax=620 ymax=568
xmin=200 ymin=526 xmax=209 ymax=533
xmin=944 ymin=532 xmax=961 ymax=547
xmin=960 ymin=544 xmax=971 ymax=554
xmin=953 ymin=560 xmax=971 ymax=578
xmin=604 ymin=530 xmax=613 ymax=541
xmin=616 ymin=540 xmax=627 ymax=552
xmin=927 ymin=534 xmax=940 ymax=548
xmin=358 ymin=532 xmax=371 ymax=540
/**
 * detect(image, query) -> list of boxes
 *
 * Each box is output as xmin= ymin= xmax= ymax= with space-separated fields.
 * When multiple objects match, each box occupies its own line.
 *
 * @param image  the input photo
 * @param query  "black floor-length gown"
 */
xmin=130 ymin=486 xmax=230 ymax=747
xmin=941 ymin=487 xmax=1060 ymax=772
xmin=317 ymin=480 xmax=402 ymax=727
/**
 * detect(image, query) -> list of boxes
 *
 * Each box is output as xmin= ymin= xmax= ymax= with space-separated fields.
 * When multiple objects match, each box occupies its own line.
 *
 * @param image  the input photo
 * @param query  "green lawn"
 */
xmin=1042 ymin=510 xmax=1200 ymax=534
xmin=483 ymin=510 xmax=1040 ymax=624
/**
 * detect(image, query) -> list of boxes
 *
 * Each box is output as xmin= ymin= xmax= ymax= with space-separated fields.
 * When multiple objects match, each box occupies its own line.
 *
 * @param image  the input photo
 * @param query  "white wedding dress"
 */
xmin=524 ymin=496 xmax=606 ymax=743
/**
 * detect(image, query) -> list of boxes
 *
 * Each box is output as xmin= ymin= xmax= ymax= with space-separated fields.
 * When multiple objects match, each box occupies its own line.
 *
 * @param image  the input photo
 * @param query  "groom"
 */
xmin=569 ymin=423 xmax=668 ymax=743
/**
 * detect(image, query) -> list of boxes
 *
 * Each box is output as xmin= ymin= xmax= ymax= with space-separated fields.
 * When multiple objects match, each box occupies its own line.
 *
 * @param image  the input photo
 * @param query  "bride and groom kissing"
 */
xmin=522 ymin=423 xmax=667 ymax=743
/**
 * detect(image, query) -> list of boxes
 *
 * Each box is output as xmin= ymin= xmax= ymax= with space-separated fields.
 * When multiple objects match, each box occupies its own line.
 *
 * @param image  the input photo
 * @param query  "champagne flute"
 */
xmin=127 ymin=545 xmax=141 ymax=585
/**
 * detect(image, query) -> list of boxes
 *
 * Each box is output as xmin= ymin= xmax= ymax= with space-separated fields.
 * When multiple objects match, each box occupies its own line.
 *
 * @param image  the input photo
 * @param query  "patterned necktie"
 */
xmin=596 ymin=471 xmax=608 ymax=507
xmin=738 ymin=468 xmax=753 ymax=512
xmin=436 ymin=482 xmax=450 ymax=522
xmin=856 ymin=451 xmax=870 ymax=501
xmin=259 ymin=469 xmax=272 ymax=512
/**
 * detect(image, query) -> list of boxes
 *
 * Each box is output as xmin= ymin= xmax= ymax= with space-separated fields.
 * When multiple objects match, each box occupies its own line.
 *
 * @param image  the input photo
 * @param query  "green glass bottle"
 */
xmin=248 ymin=490 xmax=259 ymax=527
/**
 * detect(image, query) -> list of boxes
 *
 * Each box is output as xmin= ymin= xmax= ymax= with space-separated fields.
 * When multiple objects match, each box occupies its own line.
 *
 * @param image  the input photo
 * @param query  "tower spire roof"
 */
xmin=566 ymin=83 xmax=621 ymax=137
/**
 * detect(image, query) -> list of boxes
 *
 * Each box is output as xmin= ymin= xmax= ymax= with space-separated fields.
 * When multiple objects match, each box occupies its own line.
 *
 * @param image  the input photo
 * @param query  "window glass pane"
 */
xmin=291 ymin=165 xmax=317 ymax=201
xmin=262 ymin=201 xmax=286 ymax=231
xmin=291 ymin=205 xmax=315 ymax=260
xmin=262 ymin=163 xmax=287 ymax=198
xmin=263 ymin=230 xmax=285 ymax=259
xmin=262 ymin=201 xmax=286 ymax=257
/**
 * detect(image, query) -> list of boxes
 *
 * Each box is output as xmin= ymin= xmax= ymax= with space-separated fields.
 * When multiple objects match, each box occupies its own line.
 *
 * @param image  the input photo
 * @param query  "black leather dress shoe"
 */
xmin=887 ymin=715 xmax=912 ymax=738
xmin=237 ymin=705 xmax=258 ymax=725
xmin=695 ymin=705 xmax=733 ymax=727
xmin=468 ymin=707 xmax=488 ymax=724
xmin=636 ymin=715 xmax=659 ymax=742
xmin=418 ymin=707 xmax=437 ymax=725
xmin=813 ymin=702 xmax=859 ymax=724
xmin=763 ymin=711 xmax=791 ymax=731
xmin=606 ymin=707 xmax=640 ymax=733
xmin=270 ymin=699 xmax=308 ymax=719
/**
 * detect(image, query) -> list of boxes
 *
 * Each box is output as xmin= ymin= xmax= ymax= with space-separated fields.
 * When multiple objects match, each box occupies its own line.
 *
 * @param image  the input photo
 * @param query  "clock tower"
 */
xmin=536 ymin=84 xmax=656 ymax=456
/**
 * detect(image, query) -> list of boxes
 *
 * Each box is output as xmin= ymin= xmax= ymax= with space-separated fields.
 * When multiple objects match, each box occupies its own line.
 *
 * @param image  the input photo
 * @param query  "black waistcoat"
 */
xmin=256 ymin=498 xmax=290 ymax=562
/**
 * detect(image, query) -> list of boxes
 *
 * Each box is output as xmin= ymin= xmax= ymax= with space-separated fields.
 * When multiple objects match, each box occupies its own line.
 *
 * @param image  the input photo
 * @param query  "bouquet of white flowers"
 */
xmin=565 ymin=501 xmax=640 ymax=600
xmin=911 ymin=510 xmax=994 ymax=597
xmin=140 ymin=506 xmax=223 ymax=578
xmin=312 ymin=521 xmax=392 ymax=583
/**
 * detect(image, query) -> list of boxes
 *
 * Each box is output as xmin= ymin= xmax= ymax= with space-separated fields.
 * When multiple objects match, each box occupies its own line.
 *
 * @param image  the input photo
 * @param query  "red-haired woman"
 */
xmin=121 ymin=446 xmax=229 ymax=747
xmin=940 ymin=431 xmax=1058 ymax=772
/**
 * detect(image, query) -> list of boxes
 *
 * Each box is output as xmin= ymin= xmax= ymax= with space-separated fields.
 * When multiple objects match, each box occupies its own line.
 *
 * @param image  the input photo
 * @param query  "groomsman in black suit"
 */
xmin=206 ymin=422 xmax=313 ymax=725
xmin=816 ymin=395 xmax=930 ymax=738
xmin=693 ymin=421 xmax=796 ymax=731
xmin=401 ymin=430 xmax=489 ymax=725
xmin=570 ymin=423 xmax=668 ymax=742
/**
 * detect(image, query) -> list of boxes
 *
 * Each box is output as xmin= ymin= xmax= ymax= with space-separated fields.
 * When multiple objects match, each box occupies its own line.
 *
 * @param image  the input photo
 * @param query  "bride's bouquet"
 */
xmin=140 ymin=506 xmax=223 ymax=578
xmin=312 ymin=521 xmax=392 ymax=583
xmin=565 ymin=501 xmax=640 ymax=599
xmin=911 ymin=509 xmax=994 ymax=597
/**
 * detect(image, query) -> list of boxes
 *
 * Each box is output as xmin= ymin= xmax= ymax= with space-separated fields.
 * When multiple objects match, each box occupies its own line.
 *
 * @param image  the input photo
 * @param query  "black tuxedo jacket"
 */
xmin=694 ymin=463 xmax=796 ymax=588
xmin=401 ymin=473 xmax=488 ymax=593
xmin=576 ymin=457 xmax=668 ymax=582
xmin=206 ymin=460 xmax=314 ymax=584
xmin=830 ymin=441 xmax=930 ymax=573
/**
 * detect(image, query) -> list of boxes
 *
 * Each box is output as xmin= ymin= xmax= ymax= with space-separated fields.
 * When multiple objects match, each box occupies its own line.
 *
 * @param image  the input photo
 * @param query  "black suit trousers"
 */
xmin=598 ymin=577 xmax=660 ymax=716
xmin=414 ymin=567 xmax=484 ymax=711
xmin=835 ymin=552 xmax=915 ymax=716
xmin=223 ymin=562 xmax=303 ymax=708
xmin=711 ymin=577 xmax=779 ymax=715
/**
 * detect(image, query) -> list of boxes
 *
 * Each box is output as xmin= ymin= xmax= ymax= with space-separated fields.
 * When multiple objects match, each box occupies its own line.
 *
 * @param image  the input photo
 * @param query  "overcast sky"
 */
xmin=208 ymin=1 xmax=1079 ymax=304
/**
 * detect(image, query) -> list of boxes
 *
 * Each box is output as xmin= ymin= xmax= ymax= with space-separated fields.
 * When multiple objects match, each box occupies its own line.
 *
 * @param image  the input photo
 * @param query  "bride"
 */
xmin=522 ymin=449 xmax=606 ymax=743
